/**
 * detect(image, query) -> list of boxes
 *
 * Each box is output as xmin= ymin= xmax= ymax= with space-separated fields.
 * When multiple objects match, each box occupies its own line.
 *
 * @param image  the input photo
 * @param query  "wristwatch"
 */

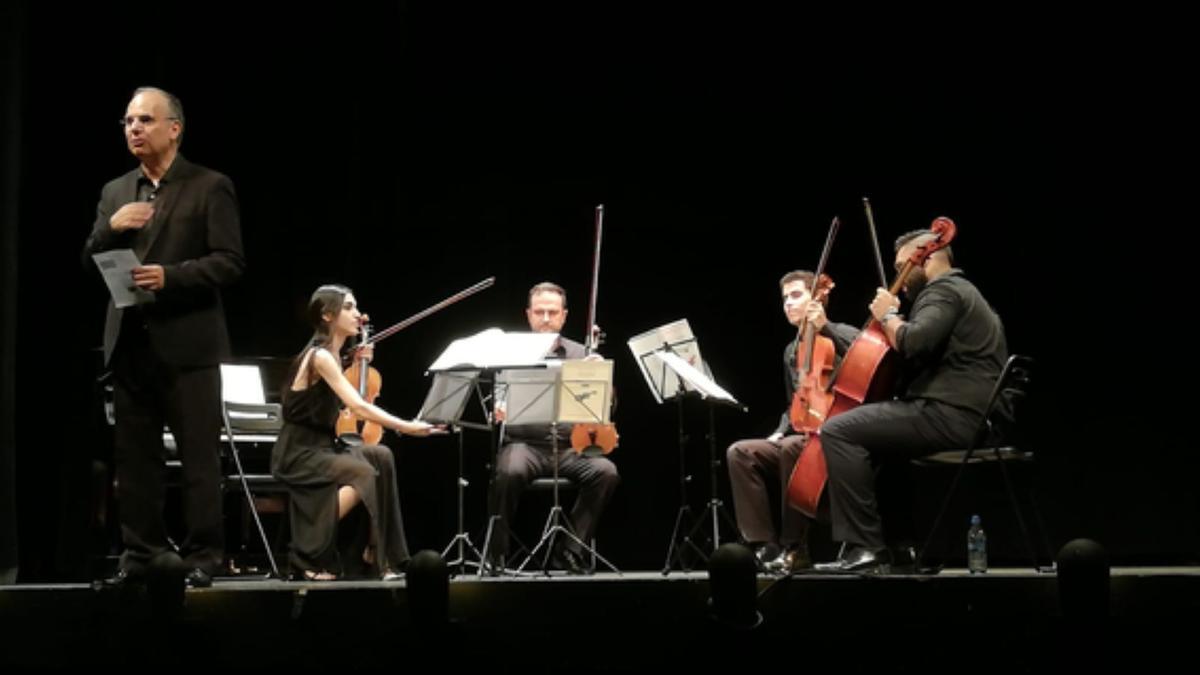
xmin=880 ymin=308 xmax=899 ymax=324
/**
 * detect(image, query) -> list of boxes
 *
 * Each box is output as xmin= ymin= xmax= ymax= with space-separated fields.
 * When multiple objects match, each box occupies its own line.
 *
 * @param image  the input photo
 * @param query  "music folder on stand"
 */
xmin=628 ymin=320 xmax=745 ymax=574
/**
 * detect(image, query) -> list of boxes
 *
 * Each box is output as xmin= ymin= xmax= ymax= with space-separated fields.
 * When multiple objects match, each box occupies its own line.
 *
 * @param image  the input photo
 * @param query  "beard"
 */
xmin=903 ymin=268 xmax=928 ymax=298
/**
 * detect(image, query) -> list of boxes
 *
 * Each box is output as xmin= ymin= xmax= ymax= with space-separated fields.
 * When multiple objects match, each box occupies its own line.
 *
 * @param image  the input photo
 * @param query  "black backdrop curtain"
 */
xmin=1 ymin=0 xmax=26 ymax=582
xmin=1 ymin=3 xmax=1194 ymax=581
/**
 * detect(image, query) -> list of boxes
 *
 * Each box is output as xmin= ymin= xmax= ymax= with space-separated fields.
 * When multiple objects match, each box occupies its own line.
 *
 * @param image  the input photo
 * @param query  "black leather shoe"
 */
xmin=752 ymin=543 xmax=782 ymax=572
xmin=479 ymin=551 xmax=508 ymax=577
xmin=184 ymin=568 xmax=213 ymax=588
xmin=814 ymin=546 xmax=892 ymax=574
xmin=767 ymin=544 xmax=813 ymax=574
xmin=890 ymin=545 xmax=918 ymax=573
xmin=556 ymin=547 xmax=589 ymax=575
xmin=95 ymin=567 xmax=142 ymax=589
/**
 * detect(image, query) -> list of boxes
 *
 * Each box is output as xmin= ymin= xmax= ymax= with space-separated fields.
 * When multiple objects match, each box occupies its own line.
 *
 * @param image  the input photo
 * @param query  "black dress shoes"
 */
xmin=766 ymin=544 xmax=813 ymax=574
xmin=890 ymin=545 xmax=919 ymax=574
xmin=184 ymin=568 xmax=213 ymax=588
xmin=95 ymin=567 xmax=141 ymax=589
xmin=556 ymin=547 xmax=590 ymax=575
xmin=752 ymin=543 xmax=782 ymax=572
xmin=814 ymin=546 xmax=892 ymax=574
xmin=480 ymin=557 xmax=505 ymax=577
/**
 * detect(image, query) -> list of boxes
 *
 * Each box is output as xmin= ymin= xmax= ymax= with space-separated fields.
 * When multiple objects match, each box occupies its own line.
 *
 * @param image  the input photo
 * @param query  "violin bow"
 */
xmin=585 ymin=204 xmax=604 ymax=354
xmin=863 ymin=196 xmax=888 ymax=289
xmin=367 ymin=277 xmax=496 ymax=346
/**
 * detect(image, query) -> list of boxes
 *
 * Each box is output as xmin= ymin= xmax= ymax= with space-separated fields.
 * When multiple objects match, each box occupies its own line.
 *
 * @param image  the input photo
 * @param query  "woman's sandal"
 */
xmin=296 ymin=569 xmax=336 ymax=581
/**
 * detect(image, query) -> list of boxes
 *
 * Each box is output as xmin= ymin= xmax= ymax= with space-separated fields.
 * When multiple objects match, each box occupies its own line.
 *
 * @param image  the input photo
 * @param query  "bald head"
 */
xmin=123 ymin=87 xmax=184 ymax=169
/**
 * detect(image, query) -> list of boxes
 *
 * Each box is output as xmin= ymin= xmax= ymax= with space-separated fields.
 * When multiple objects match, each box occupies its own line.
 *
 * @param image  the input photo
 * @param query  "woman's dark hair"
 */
xmin=282 ymin=284 xmax=354 ymax=399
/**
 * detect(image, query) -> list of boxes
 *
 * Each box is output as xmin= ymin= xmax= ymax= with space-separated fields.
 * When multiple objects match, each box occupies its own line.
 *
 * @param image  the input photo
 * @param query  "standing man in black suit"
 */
xmin=83 ymin=86 xmax=244 ymax=587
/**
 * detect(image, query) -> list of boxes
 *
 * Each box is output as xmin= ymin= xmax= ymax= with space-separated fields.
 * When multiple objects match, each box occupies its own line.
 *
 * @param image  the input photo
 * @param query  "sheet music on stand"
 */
xmin=655 ymin=350 xmax=740 ymax=408
xmin=557 ymin=359 xmax=613 ymax=424
xmin=428 ymin=328 xmax=558 ymax=373
xmin=416 ymin=371 xmax=478 ymax=425
xmin=630 ymin=322 xmax=743 ymax=573
xmin=498 ymin=366 xmax=560 ymax=427
xmin=627 ymin=319 xmax=707 ymax=404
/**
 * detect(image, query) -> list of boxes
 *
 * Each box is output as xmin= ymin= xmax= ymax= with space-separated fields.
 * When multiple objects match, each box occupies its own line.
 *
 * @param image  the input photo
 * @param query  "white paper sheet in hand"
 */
xmin=92 ymin=249 xmax=154 ymax=308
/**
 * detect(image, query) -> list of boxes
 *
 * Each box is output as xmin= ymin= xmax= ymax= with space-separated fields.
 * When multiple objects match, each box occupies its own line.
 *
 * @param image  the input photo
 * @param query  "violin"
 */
xmin=333 ymin=277 xmax=495 ymax=446
xmin=336 ymin=321 xmax=384 ymax=445
xmin=570 ymin=204 xmax=620 ymax=456
xmin=788 ymin=273 xmax=836 ymax=433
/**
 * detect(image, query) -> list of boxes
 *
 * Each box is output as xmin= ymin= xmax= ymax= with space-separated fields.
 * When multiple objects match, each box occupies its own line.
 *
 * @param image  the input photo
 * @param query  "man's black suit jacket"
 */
xmin=83 ymin=155 xmax=245 ymax=367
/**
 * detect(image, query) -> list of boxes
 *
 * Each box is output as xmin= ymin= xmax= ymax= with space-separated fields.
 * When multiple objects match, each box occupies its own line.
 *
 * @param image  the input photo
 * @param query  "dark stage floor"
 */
xmin=2 ymin=566 xmax=1197 ymax=672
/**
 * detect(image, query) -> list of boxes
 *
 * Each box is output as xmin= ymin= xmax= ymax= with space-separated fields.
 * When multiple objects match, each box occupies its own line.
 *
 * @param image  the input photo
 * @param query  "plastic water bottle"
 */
xmin=967 ymin=514 xmax=988 ymax=574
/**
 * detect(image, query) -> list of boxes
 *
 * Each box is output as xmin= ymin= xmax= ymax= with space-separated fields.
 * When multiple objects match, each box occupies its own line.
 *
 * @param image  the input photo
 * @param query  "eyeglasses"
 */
xmin=118 ymin=115 xmax=179 ymax=128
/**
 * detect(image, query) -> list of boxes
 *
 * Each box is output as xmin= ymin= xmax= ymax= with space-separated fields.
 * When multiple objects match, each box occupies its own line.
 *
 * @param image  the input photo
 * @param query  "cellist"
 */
xmin=726 ymin=270 xmax=851 ymax=574
xmin=814 ymin=227 xmax=1007 ymax=573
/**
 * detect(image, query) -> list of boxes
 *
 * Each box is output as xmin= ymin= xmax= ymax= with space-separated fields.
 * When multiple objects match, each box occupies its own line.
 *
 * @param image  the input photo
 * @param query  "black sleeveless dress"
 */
xmin=270 ymin=372 xmax=410 ymax=576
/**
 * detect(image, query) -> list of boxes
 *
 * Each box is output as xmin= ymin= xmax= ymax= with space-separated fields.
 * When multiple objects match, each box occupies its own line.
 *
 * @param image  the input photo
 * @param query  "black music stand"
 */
xmin=497 ymin=364 xmax=620 ymax=575
xmin=630 ymin=323 xmax=744 ymax=574
xmin=425 ymin=328 xmax=559 ymax=577
xmin=419 ymin=371 xmax=489 ymax=576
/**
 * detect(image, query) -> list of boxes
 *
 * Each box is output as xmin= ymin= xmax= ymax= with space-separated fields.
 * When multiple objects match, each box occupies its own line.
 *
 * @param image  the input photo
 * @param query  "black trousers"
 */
xmin=488 ymin=441 xmax=619 ymax=558
xmin=110 ymin=328 xmax=224 ymax=574
xmin=821 ymin=398 xmax=979 ymax=550
xmin=726 ymin=434 xmax=810 ymax=548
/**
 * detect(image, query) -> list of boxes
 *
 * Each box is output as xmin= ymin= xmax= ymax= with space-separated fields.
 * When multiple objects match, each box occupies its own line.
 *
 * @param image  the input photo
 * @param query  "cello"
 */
xmin=334 ymin=277 xmax=496 ymax=446
xmin=569 ymin=204 xmax=620 ymax=456
xmin=786 ymin=216 xmax=957 ymax=516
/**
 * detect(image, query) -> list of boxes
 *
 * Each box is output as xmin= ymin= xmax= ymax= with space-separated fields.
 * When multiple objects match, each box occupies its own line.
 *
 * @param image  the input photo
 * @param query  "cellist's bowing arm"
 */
xmin=311 ymin=348 xmax=440 ymax=437
xmin=890 ymin=284 xmax=960 ymax=357
xmin=869 ymin=288 xmax=904 ymax=349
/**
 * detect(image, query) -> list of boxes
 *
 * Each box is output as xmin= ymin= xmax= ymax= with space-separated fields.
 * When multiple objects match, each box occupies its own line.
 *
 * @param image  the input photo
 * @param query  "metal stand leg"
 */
xmin=440 ymin=426 xmax=485 ymax=576
xmin=668 ymin=402 xmax=736 ymax=570
xmin=515 ymin=424 xmax=621 ymax=576
xmin=663 ymin=395 xmax=707 ymax=574
xmin=229 ymin=443 xmax=281 ymax=579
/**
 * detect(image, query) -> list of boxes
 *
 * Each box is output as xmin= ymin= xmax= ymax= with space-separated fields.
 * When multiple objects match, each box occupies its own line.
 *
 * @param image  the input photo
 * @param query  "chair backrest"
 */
xmin=220 ymin=363 xmax=284 ymax=436
xmin=971 ymin=354 xmax=1034 ymax=451
xmin=221 ymin=363 xmax=267 ymax=405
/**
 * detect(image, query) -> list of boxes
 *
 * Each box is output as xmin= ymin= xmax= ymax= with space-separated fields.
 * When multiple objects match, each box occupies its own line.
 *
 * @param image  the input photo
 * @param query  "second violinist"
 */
xmin=726 ymin=270 xmax=849 ymax=573
xmin=485 ymin=282 xmax=621 ymax=575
